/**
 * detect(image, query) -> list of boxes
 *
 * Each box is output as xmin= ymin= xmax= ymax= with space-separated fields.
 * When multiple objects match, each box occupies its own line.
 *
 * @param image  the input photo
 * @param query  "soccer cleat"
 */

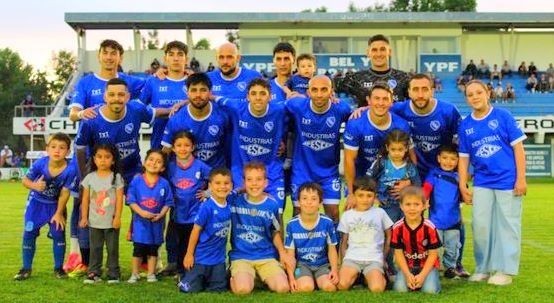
xmin=487 ymin=272 xmax=512 ymax=286
xmin=444 ymin=267 xmax=459 ymax=279
xmin=54 ymin=268 xmax=68 ymax=279
xmin=14 ymin=268 xmax=32 ymax=281
xmin=83 ymin=272 xmax=102 ymax=284
xmin=159 ymin=263 xmax=177 ymax=277
xmin=127 ymin=273 xmax=140 ymax=283
xmin=146 ymin=274 xmax=158 ymax=283
xmin=106 ymin=276 xmax=120 ymax=284
xmin=468 ymin=273 xmax=489 ymax=282
xmin=456 ymin=264 xmax=471 ymax=278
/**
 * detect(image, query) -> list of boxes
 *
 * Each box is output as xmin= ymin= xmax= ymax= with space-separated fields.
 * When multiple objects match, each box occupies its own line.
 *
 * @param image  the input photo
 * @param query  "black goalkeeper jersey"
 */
xmin=335 ymin=68 xmax=410 ymax=107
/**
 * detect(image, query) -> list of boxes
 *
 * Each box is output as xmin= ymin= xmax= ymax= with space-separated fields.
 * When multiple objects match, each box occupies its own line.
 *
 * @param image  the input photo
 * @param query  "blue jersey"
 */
xmin=218 ymin=98 xmax=286 ymax=191
xmin=74 ymin=100 xmax=155 ymax=183
xmin=139 ymin=76 xmax=188 ymax=149
xmin=285 ymin=74 xmax=310 ymax=95
xmin=284 ymin=214 xmax=338 ymax=267
xmin=391 ymin=100 xmax=461 ymax=179
xmin=367 ymin=158 xmax=420 ymax=208
xmin=207 ymin=68 xmax=262 ymax=100
xmin=25 ymin=156 xmax=76 ymax=204
xmin=458 ymin=107 xmax=526 ymax=190
xmin=286 ymin=97 xmax=351 ymax=183
xmin=425 ymin=168 xmax=461 ymax=230
xmin=270 ymin=77 xmax=287 ymax=102
xmin=162 ymin=102 xmax=229 ymax=169
xmin=126 ymin=174 xmax=174 ymax=245
xmin=166 ymin=158 xmax=211 ymax=224
xmin=343 ymin=110 xmax=411 ymax=177
xmin=69 ymin=72 xmax=145 ymax=110
xmin=193 ymin=198 xmax=231 ymax=265
xmin=229 ymin=194 xmax=281 ymax=261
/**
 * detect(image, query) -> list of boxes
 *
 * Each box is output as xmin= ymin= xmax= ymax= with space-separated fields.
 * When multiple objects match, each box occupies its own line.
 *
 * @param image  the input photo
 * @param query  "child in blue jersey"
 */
xmin=337 ymin=177 xmax=393 ymax=292
xmin=367 ymin=129 xmax=421 ymax=223
xmin=285 ymin=182 xmax=339 ymax=292
xmin=422 ymin=144 xmax=463 ymax=279
xmin=127 ymin=150 xmax=174 ymax=283
xmin=14 ymin=133 xmax=76 ymax=280
xmin=179 ymin=168 xmax=233 ymax=293
xmin=79 ymin=144 xmax=124 ymax=284
xmin=284 ymin=53 xmax=316 ymax=97
xmin=229 ymin=162 xmax=292 ymax=294
xmin=166 ymin=131 xmax=211 ymax=274
xmin=458 ymin=80 xmax=527 ymax=286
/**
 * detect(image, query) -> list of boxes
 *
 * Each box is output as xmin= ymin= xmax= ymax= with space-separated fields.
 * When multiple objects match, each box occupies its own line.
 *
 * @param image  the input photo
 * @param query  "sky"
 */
xmin=1 ymin=0 xmax=554 ymax=71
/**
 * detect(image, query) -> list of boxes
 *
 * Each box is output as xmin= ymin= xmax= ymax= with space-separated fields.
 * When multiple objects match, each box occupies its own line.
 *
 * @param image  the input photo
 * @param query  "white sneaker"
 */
xmin=488 ymin=272 xmax=512 ymax=285
xmin=127 ymin=273 xmax=140 ymax=283
xmin=469 ymin=273 xmax=490 ymax=282
xmin=146 ymin=274 xmax=158 ymax=283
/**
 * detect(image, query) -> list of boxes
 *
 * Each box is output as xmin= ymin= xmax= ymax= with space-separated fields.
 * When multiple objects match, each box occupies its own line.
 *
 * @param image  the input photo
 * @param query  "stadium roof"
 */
xmin=65 ymin=12 xmax=554 ymax=31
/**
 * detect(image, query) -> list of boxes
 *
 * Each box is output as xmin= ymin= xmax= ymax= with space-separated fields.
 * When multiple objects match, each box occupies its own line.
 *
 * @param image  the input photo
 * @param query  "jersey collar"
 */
xmin=408 ymin=98 xmax=438 ymax=117
xmin=187 ymin=102 xmax=212 ymax=122
xmin=220 ymin=67 xmax=242 ymax=81
xmin=367 ymin=110 xmax=392 ymax=131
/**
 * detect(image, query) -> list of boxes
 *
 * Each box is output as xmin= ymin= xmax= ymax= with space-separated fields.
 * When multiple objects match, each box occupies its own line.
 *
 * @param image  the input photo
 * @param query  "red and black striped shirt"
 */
xmin=390 ymin=217 xmax=442 ymax=270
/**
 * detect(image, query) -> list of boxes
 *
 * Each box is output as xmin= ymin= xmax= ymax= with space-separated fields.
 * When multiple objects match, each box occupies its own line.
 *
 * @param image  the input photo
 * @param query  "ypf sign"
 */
xmin=419 ymin=54 xmax=462 ymax=78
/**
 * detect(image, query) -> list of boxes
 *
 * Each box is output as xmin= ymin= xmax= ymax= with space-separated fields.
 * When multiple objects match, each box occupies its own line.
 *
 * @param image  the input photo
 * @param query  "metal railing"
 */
xmin=13 ymin=105 xmax=60 ymax=117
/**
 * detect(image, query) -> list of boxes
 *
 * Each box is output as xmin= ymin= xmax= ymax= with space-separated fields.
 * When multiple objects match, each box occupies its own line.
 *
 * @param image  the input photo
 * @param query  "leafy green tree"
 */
xmin=390 ymin=0 xmax=476 ymax=11
xmin=348 ymin=1 xmax=388 ymax=12
xmin=302 ymin=6 xmax=328 ymax=12
xmin=194 ymin=38 xmax=211 ymax=50
xmin=226 ymin=30 xmax=240 ymax=48
xmin=51 ymin=50 xmax=76 ymax=97
xmin=444 ymin=0 xmax=476 ymax=11
xmin=142 ymin=30 xmax=160 ymax=50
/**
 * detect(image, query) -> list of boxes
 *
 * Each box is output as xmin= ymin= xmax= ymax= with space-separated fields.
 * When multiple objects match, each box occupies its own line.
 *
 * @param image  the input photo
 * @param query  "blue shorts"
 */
xmin=24 ymin=198 xmax=64 ymax=239
xmin=178 ymin=263 xmax=228 ymax=293
xmin=292 ymin=176 xmax=341 ymax=206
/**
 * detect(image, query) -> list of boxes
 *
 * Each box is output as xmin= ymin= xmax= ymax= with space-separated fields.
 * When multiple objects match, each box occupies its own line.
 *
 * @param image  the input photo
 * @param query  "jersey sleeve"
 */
xmin=125 ymin=178 xmax=139 ymax=205
xmin=426 ymin=224 xmax=442 ymax=250
xmin=127 ymin=75 xmax=146 ymax=100
xmin=406 ymin=163 xmax=421 ymax=186
xmin=338 ymin=100 xmax=353 ymax=122
xmin=326 ymin=220 xmax=339 ymax=245
xmin=193 ymin=202 xmax=210 ymax=228
xmin=62 ymin=166 xmax=78 ymax=190
xmin=390 ymin=225 xmax=404 ymax=249
xmin=343 ymin=119 xmax=360 ymax=151
xmin=216 ymin=97 xmax=241 ymax=113
xmin=502 ymin=111 xmax=527 ymax=146
xmin=138 ymin=78 xmax=153 ymax=105
xmin=80 ymin=173 xmax=91 ymax=189
xmin=457 ymin=124 xmax=470 ymax=158
xmin=200 ymin=162 xmax=212 ymax=184
xmin=69 ymin=78 xmax=87 ymax=110
xmin=336 ymin=212 xmax=350 ymax=233
xmin=381 ymin=209 xmax=394 ymax=229
xmin=284 ymin=222 xmax=295 ymax=249
xmin=161 ymin=116 xmax=177 ymax=147
xmin=135 ymin=100 xmax=156 ymax=125
xmin=271 ymin=203 xmax=281 ymax=232
xmin=25 ymin=158 xmax=43 ymax=180
xmin=163 ymin=181 xmax=175 ymax=208
xmin=115 ymin=173 xmax=125 ymax=189
xmin=74 ymin=120 xmax=93 ymax=149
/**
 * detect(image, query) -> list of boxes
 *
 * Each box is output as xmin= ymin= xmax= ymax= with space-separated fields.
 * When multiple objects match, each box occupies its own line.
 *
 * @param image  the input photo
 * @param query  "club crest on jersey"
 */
xmin=430 ymin=120 xmax=441 ymax=131
xmin=264 ymin=121 xmax=274 ymax=132
xmin=277 ymin=188 xmax=285 ymax=200
xmin=125 ymin=123 xmax=134 ymax=134
xmin=237 ymin=81 xmax=247 ymax=92
xmin=422 ymin=239 xmax=428 ymax=246
xmin=476 ymin=144 xmax=501 ymax=158
xmin=160 ymin=188 xmax=165 ymax=196
xmin=332 ymin=179 xmax=341 ymax=192
xmin=208 ymin=125 xmax=220 ymax=136
xmin=488 ymin=119 xmax=499 ymax=130
xmin=195 ymin=171 xmax=201 ymax=179
xmin=326 ymin=116 xmax=336 ymax=128
xmin=388 ymin=79 xmax=398 ymax=89
xmin=182 ymin=86 xmax=188 ymax=94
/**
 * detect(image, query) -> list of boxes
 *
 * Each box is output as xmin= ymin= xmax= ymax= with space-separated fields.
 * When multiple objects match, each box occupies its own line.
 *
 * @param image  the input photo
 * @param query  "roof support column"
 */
xmin=77 ymin=28 xmax=87 ymax=72
xmin=133 ymin=28 xmax=142 ymax=72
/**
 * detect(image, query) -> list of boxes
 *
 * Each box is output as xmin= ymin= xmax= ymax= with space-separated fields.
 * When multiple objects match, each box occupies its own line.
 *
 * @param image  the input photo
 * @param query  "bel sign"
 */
xmin=241 ymin=54 xmax=368 ymax=75
xmin=419 ymin=54 xmax=462 ymax=78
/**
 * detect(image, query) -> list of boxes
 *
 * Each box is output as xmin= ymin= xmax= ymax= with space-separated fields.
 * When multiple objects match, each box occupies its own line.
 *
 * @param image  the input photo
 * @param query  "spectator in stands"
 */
xmin=493 ymin=83 xmax=504 ymax=102
xmin=190 ymin=57 xmax=200 ymax=72
xmin=457 ymin=74 xmax=471 ymax=92
xmin=490 ymin=64 xmax=502 ymax=82
xmin=486 ymin=82 xmax=494 ymax=99
xmin=528 ymin=61 xmax=538 ymax=76
xmin=504 ymin=83 xmax=516 ymax=102
xmin=537 ymin=74 xmax=550 ymax=93
xmin=20 ymin=94 xmax=34 ymax=117
xmin=432 ymin=73 xmax=443 ymax=92
xmin=207 ymin=62 xmax=215 ymax=72
xmin=526 ymin=74 xmax=538 ymax=93
xmin=518 ymin=61 xmax=527 ymax=77
xmin=546 ymin=63 xmax=554 ymax=79
xmin=1 ymin=145 xmax=14 ymax=167
xmin=408 ymin=68 xmax=416 ymax=78
xmin=146 ymin=59 xmax=161 ymax=74
xmin=477 ymin=59 xmax=490 ymax=79
xmin=464 ymin=59 xmax=477 ymax=77
xmin=549 ymin=75 xmax=554 ymax=92
xmin=12 ymin=152 xmax=24 ymax=167
xmin=501 ymin=60 xmax=512 ymax=78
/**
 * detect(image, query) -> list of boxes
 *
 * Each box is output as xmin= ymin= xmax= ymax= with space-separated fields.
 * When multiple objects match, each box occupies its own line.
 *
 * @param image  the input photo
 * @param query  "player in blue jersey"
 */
xmin=165 ymin=131 xmax=211 ymax=274
xmin=270 ymin=42 xmax=296 ymax=102
xmin=422 ymin=143 xmax=463 ymax=279
xmin=287 ymin=75 xmax=352 ymax=223
xmin=74 ymin=78 xmax=158 ymax=186
xmin=285 ymin=182 xmax=339 ymax=292
xmin=127 ymin=150 xmax=174 ymax=283
xmin=229 ymin=162 xmax=292 ymax=294
xmin=343 ymin=82 xmax=413 ymax=210
xmin=179 ymin=168 xmax=232 ymax=293
xmin=161 ymin=73 xmax=230 ymax=169
xmin=458 ymin=80 xmax=527 ymax=286
xmin=284 ymin=53 xmax=316 ymax=97
xmin=140 ymin=41 xmax=189 ymax=149
xmin=14 ymin=133 xmax=76 ymax=280
xmin=216 ymin=78 xmax=287 ymax=209
xmin=207 ymin=42 xmax=262 ymax=100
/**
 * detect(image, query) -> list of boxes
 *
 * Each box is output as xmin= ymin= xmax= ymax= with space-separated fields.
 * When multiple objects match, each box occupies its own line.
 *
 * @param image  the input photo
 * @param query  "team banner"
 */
xmin=13 ymin=117 xmax=152 ymax=135
xmin=419 ymin=54 xmax=462 ymax=78
xmin=241 ymin=54 xmax=369 ymax=75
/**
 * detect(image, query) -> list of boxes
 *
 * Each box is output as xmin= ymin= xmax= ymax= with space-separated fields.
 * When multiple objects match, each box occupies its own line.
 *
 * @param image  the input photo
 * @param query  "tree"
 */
xmin=443 ymin=0 xmax=476 ymax=11
xmin=193 ymin=38 xmax=211 ymax=50
xmin=50 ymin=50 xmax=76 ymax=98
xmin=348 ymin=1 xmax=388 ymax=12
xmin=389 ymin=0 xmax=476 ymax=12
xmin=225 ymin=30 xmax=240 ymax=48
xmin=302 ymin=6 xmax=328 ymax=13
xmin=142 ymin=30 xmax=160 ymax=50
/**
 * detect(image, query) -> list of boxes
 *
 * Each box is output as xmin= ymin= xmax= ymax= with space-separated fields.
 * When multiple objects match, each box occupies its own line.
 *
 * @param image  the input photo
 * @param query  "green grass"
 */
xmin=1 ymin=179 xmax=553 ymax=303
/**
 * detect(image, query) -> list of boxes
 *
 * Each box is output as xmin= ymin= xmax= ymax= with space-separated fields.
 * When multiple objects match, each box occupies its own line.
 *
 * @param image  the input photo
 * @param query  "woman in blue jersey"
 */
xmin=458 ymin=80 xmax=526 ymax=286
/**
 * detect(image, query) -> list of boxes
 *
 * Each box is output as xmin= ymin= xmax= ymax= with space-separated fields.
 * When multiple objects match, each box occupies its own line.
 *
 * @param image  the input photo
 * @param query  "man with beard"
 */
xmin=343 ymin=83 xmax=412 ymax=210
xmin=335 ymin=35 xmax=410 ymax=107
xmin=270 ymin=42 xmax=296 ymax=102
xmin=162 ymin=73 xmax=230 ymax=169
xmin=207 ymin=42 xmax=262 ymax=101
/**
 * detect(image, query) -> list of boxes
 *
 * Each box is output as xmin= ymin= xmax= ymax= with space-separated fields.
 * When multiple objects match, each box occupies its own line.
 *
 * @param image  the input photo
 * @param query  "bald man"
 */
xmin=207 ymin=42 xmax=262 ymax=100
xmin=285 ymin=75 xmax=352 ymax=223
